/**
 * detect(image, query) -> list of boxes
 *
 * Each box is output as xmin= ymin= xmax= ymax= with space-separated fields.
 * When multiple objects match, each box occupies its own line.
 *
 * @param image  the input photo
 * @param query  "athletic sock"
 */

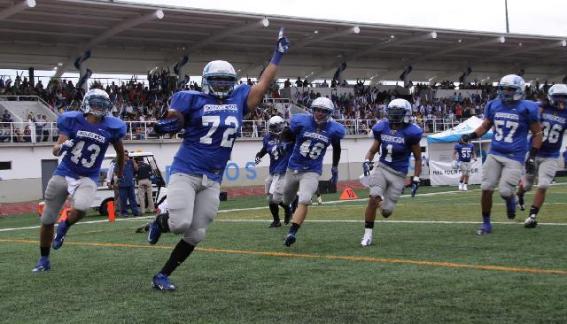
xmin=529 ymin=206 xmax=539 ymax=217
xmin=364 ymin=221 xmax=374 ymax=229
xmin=160 ymin=239 xmax=195 ymax=276
xmin=482 ymin=212 xmax=491 ymax=224
xmin=157 ymin=212 xmax=170 ymax=232
xmin=269 ymin=203 xmax=280 ymax=222
xmin=289 ymin=223 xmax=300 ymax=235
xmin=40 ymin=246 xmax=50 ymax=258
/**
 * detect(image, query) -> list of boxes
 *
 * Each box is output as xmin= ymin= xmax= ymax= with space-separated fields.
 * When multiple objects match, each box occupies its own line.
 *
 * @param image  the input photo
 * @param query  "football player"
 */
xmin=281 ymin=97 xmax=345 ymax=247
xmin=452 ymin=135 xmax=476 ymax=191
xmin=461 ymin=74 xmax=542 ymax=235
xmin=145 ymin=28 xmax=289 ymax=291
xmin=255 ymin=115 xmax=293 ymax=227
xmin=360 ymin=99 xmax=423 ymax=247
xmin=517 ymin=84 xmax=567 ymax=228
xmin=32 ymin=89 xmax=126 ymax=272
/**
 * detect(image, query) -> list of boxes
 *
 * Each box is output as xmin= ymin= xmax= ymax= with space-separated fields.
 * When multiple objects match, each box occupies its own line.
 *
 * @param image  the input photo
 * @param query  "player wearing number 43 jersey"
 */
xmin=461 ymin=74 xmax=542 ymax=235
xmin=517 ymin=84 xmax=567 ymax=228
xmin=360 ymin=99 xmax=423 ymax=247
xmin=281 ymin=97 xmax=345 ymax=247
xmin=32 ymin=89 xmax=127 ymax=273
xmin=145 ymin=28 xmax=289 ymax=291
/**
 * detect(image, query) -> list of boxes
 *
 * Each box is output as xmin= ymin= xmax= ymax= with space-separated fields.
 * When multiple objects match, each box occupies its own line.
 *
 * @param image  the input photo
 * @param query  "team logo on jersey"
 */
xmin=76 ymin=130 xmax=106 ymax=144
xmin=203 ymin=104 xmax=238 ymax=114
xmin=381 ymin=134 xmax=405 ymax=144
xmin=303 ymin=131 xmax=329 ymax=143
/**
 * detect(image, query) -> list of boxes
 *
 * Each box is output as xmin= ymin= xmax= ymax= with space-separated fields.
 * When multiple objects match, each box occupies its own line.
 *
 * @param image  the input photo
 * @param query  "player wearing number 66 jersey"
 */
xmin=517 ymin=84 xmax=567 ymax=228
xmin=360 ymin=99 xmax=423 ymax=247
xmin=281 ymin=97 xmax=345 ymax=247
xmin=145 ymin=28 xmax=289 ymax=291
xmin=32 ymin=89 xmax=127 ymax=273
xmin=461 ymin=74 xmax=542 ymax=235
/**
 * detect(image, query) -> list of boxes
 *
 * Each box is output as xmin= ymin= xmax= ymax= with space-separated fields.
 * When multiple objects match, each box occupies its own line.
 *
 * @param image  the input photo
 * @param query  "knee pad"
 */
xmin=381 ymin=209 xmax=393 ymax=218
xmin=298 ymin=192 xmax=312 ymax=205
xmin=499 ymin=188 xmax=514 ymax=200
xmin=184 ymin=228 xmax=207 ymax=246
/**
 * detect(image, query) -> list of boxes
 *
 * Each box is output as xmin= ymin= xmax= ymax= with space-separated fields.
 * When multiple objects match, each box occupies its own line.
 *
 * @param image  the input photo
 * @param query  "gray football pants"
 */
xmin=481 ymin=154 xmax=522 ymax=198
xmin=368 ymin=165 xmax=405 ymax=216
xmin=166 ymin=173 xmax=220 ymax=246
xmin=282 ymin=170 xmax=320 ymax=206
xmin=41 ymin=175 xmax=97 ymax=225
xmin=522 ymin=157 xmax=559 ymax=191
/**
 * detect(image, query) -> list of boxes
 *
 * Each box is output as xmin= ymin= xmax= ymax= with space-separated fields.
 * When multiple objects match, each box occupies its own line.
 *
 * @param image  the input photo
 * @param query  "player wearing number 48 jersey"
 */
xmin=281 ymin=97 xmax=345 ymax=247
xmin=360 ymin=99 xmax=423 ymax=247
xmin=461 ymin=74 xmax=542 ymax=235
xmin=517 ymin=84 xmax=567 ymax=228
xmin=145 ymin=28 xmax=289 ymax=291
xmin=32 ymin=89 xmax=127 ymax=273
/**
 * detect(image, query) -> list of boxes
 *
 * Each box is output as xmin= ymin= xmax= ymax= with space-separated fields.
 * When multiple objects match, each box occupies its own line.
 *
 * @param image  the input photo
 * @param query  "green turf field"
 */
xmin=1 ymin=183 xmax=566 ymax=323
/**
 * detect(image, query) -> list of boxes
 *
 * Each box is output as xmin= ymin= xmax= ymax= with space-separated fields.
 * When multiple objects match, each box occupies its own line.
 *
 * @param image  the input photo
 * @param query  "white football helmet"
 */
xmin=310 ymin=97 xmax=334 ymax=124
xmin=497 ymin=74 xmax=526 ymax=102
xmin=548 ymin=84 xmax=567 ymax=108
xmin=386 ymin=98 xmax=412 ymax=126
xmin=202 ymin=60 xmax=237 ymax=99
xmin=80 ymin=88 xmax=112 ymax=117
xmin=268 ymin=115 xmax=286 ymax=135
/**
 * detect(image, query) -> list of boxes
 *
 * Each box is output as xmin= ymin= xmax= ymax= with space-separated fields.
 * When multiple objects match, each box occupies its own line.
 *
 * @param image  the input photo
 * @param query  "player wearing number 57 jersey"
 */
xmin=461 ymin=74 xmax=542 ymax=235
xmin=32 ymin=89 xmax=126 ymax=273
xmin=282 ymin=97 xmax=345 ymax=247
xmin=517 ymin=84 xmax=567 ymax=228
xmin=146 ymin=28 xmax=289 ymax=291
xmin=360 ymin=99 xmax=423 ymax=247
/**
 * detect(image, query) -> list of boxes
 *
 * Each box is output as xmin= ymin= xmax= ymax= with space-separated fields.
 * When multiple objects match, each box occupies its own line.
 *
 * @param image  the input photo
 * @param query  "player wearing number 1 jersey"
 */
xmin=517 ymin=84 xmax=567 ymax=228
xmin=360 ymin=99 xmax=423 ymax=247
xmin=145 ymin=28 xmax=289 ymax=291
xmin=461 ymin=74 xmax=542 ymax=235
xmin=281 ymin=97 xmax=345 ymax=247
xmin=32 ymin=89 xmax=126 ymax=273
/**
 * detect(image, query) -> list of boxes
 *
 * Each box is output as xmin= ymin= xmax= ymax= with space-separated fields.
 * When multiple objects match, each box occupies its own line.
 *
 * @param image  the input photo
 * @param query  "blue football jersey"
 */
xmin=484 ymin=99 xmax=540 ymax=162
xmin=454 ymin=143 xmax=474 ymax=162
xmin=169 ymin=85 xmax=250 ymax=183
xmin=287 ymin=114 xmax=345 ymax=174
xmin=54 ymin=111 xmax=126 ymax=182
xmin=536 ymin=104 xmax=567 ymax=158
xmin=372 ymin=120 xmax=423 ymax=174
xmin=262 ymin=134 xmax=292 ymax=175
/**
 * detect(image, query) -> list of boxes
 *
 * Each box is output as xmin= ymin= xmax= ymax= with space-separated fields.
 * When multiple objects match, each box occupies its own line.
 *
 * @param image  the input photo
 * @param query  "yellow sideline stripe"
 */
xmin=2 ymin=238 xmax=566 ymax=276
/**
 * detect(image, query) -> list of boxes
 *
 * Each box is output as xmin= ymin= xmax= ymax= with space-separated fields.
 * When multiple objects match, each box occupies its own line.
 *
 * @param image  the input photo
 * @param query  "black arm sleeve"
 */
xmin=256 ymin=146 xmax=268 ymax=158
xmin=331 ymin=139 xmax=341 ymax=167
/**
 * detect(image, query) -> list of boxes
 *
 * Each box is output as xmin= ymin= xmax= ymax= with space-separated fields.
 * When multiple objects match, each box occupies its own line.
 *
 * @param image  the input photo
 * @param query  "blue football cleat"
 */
xmin=147 ymin=220 xmax=162 ymax=245
xmin=52 ymin=221 xmax=70 ymax=250
xmin=32 ymin=257 xmax=51 ymax=273
xmin=152 ymin=273 xmax=176 ymax=291
xmin=506 ymin=196 xmax=516 ymax=219
xmin=284 ymin=233 xmax=296 ymax=247
xmin=476 ymin=223 xmax=492 ymax=236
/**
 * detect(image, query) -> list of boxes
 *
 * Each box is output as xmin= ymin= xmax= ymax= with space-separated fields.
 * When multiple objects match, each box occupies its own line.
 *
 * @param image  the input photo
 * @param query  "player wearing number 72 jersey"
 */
xmin=461 ymin=74 xmax=542 ymax=235
xmin=281 ymin=97 xmax=345 ymax=247
xmin=32 ymin=89 xmax=127 ymax=273
xmin=145 ymin=28 xmax=289 ymax=291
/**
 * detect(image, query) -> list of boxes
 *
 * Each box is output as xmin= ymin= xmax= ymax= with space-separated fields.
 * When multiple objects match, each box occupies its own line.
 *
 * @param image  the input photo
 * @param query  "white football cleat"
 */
xmin=458 ymin=183 xmax=463 ymax=191
xmin=463 ymin=184 xmax=468 ymax=191
xmin=360 ymin=234 xmax=373 ymax=247
xmin=317 ymin=196 xmax=323 ymax=205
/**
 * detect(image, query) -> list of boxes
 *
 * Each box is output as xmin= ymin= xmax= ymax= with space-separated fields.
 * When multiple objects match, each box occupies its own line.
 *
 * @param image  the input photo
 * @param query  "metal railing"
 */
xmin=0 ymin=118 xmax=467 ymax=144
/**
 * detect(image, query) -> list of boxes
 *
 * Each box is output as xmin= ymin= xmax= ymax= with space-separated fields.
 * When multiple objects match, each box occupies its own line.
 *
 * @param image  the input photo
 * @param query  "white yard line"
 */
xmin=2 ymin=183 xmax=567 ymax=232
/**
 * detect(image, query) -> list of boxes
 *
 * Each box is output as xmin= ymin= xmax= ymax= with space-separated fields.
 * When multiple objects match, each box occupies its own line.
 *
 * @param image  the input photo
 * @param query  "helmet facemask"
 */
xmin=269 ymin=120 xmax=286 ymax=136
xmin=387 ymin=107 xmax=410 ymax=127
xmin=312 ymin=106 xmax=332 ymax=124
xmin=497 ymin=86 xmax=523 ymax=103
xmin=204 ymin=75 xmax=237 ymax=99
xmin=81 ymin=93 xmax=112 ymax=118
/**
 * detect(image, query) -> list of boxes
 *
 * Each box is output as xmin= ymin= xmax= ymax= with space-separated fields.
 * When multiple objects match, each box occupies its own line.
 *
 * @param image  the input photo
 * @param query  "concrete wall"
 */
xmin=0 ymin=136 xmax=430 ymax=203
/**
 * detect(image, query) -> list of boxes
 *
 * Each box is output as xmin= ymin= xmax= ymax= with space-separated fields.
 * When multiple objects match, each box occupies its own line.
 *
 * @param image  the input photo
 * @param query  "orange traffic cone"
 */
xmin=339 ymin=187 xmax=358 ymax=200
xmin=107 ymin=200 xmax=116 ymax=223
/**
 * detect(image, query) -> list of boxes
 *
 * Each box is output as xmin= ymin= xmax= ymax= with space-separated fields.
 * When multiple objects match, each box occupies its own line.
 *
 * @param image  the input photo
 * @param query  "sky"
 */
xmin=124 ymin=0 xmax=567 ymax=37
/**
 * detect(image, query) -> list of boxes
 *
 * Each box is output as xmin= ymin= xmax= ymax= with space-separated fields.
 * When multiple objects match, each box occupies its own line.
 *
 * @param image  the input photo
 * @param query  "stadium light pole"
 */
xmin=504 ymin=0 xmax=510 ymax=33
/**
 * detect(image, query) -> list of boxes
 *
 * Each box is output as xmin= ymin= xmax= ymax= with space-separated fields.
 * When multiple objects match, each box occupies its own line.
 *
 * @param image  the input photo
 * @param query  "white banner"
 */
xmin=429 ymin=160 xmax=483 ymax=186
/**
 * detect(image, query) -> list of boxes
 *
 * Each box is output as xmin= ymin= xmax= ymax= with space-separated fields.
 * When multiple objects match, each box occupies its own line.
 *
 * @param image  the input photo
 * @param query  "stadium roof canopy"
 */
xmin=1 ymin=0 xmax=567 ymax=83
